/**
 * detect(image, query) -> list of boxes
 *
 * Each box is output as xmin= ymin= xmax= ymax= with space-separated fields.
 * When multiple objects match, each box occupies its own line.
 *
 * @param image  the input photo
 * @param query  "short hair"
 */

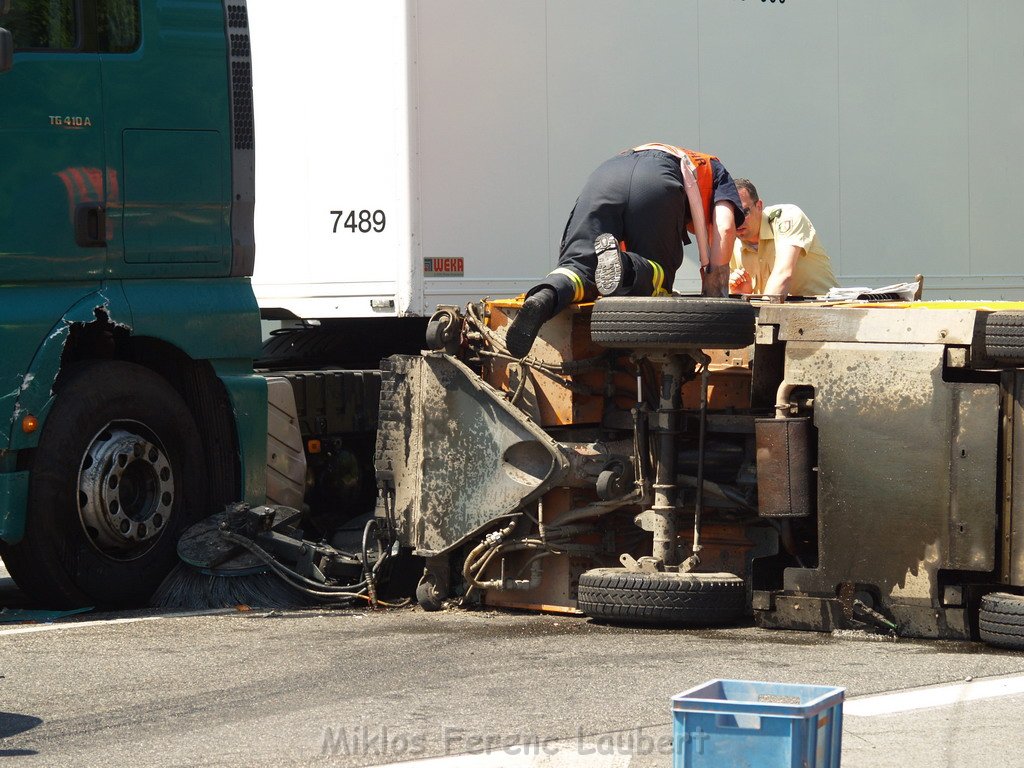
xmin=734 ymin=178 xmax=759 ymax=201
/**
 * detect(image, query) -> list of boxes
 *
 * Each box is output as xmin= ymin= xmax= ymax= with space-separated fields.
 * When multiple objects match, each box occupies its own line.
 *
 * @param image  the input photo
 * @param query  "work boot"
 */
xmin=505 ymin=288 xmax=556 ymax=358
xmin=594 ymin=233 xmax=627 ymax=296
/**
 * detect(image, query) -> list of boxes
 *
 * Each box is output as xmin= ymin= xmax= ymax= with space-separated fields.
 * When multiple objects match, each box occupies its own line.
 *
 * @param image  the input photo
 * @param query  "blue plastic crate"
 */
xmin=672 ymin=679 xmax=844 ymax=768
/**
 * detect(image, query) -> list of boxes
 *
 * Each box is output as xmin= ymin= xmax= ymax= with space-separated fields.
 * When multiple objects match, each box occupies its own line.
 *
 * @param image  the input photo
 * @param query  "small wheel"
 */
xmin=0 ymin=361 xmax=207 ymax=608
xmin=577 ymin=567 xmax=746 ymax=626
xmin=595 ymin=461 xmax=631 ymax=500
xmin=416 ymin=575 xmax=446 ymax=612
xmin=979 ymin=592 xmax=1024 ymax=650
xmin=980 ymin=311 xmax=1024 ymax=365
xmin=591 ymin=296 xmax=756 ymax=350
xmin=425 ymin=312 xmax=458 ymax=352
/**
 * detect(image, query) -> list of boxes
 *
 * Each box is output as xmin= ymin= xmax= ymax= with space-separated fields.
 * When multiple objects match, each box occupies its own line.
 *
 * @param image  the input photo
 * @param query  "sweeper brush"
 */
xmin=152 ymin=502 xmax=404 ymax=610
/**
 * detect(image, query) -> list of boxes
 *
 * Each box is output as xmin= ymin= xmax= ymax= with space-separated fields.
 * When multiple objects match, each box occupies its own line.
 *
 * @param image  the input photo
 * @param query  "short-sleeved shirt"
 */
xmin=731 ymin=204 xmax=838 ymax=296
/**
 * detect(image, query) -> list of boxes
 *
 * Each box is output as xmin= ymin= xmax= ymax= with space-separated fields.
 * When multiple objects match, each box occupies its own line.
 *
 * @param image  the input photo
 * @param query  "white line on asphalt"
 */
xmin=369 ymin=748 xmax=630 ymax=768
xmin=371 ymin=673 xmax=1024 ymax=767
xmin=845 ymin=673 xmax=1024 ymax=716
xmin=0 ymin=609 xmax=236 ymax=636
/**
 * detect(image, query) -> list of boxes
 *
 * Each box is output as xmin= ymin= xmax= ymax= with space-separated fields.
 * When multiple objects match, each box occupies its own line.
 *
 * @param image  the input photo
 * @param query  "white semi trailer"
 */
xmin=251 ymin=0 xmax=1024 ymax=319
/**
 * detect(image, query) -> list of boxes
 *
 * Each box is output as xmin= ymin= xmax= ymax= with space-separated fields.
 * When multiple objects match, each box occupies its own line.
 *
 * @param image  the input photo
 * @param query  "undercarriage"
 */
xmin=375 ymin=296 xmax=1024 ymax=643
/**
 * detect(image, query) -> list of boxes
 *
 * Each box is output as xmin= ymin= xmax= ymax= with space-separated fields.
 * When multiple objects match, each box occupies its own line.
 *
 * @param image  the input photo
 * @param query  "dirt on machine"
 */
xmin=371 ymin=293 xmax=1024 ymax=650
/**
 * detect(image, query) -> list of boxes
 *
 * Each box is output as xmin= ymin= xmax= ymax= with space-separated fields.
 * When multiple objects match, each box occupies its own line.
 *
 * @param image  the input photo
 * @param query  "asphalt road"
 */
xmin=3 ymin=562 xmax=1024 ymax=768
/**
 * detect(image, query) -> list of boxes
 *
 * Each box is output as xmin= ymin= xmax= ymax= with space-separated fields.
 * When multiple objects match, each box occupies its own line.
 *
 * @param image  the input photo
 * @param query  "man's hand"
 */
xmin=701 ymin=264 xmax=730 ymax=297
xmin=729 ymin=267 xmax=752 ymax=294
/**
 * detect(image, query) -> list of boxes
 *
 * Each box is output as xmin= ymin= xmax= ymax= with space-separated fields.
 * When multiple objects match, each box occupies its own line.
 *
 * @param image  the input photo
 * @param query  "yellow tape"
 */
xmin=648 ymin=260 xmax=667 ymax=296
xmin=550 ymin=267 xmax=585 ymax=303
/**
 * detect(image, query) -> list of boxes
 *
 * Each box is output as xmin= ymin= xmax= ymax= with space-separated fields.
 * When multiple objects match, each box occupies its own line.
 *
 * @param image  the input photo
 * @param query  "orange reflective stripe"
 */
xmin=633 ymin=143 xmax=717 ymax=236
xmin=681 ymin=149 xmax=716 ymax=236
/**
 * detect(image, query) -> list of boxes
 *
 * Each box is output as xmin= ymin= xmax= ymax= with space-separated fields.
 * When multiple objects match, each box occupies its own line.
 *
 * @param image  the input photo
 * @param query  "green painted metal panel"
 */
xmin=5 ymin=283 xmax=133 ymax=451
xmin=217 ymin=371 xmax=268 ymax=508
xmin=0 ymin=283 xmax=107 ymax=449
xmin=0 ymin=53 xmax=107 ymax=280
xmin=120 ymin=277 xmax=262 ymax=360
xmin=121 ymin=130 xmax=226 ymax=264
xmin=102 ymin=0 xmax=232 ymax=278
xmin=0 ymin=471 xmax=30 ymax=544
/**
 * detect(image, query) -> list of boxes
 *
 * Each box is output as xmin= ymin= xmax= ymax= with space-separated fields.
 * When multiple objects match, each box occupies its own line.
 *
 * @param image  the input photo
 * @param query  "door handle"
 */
xmin=74 ymin=203 xmax=107 ymax=247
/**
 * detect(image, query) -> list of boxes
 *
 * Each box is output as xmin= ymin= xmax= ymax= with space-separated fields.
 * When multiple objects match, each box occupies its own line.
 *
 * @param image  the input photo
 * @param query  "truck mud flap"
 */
xmin=375 ymin=353 xmax=569 ymax=557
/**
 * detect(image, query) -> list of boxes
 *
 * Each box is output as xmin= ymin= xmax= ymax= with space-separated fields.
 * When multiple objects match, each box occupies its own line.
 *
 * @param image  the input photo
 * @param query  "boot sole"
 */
xmin=594 ymin=234 xmax=624 ymax=296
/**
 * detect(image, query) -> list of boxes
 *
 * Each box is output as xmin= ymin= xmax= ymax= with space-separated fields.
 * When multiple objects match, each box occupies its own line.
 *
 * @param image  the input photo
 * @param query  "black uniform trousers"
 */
xmin=530 ymin=149 xmax=690 ymax=312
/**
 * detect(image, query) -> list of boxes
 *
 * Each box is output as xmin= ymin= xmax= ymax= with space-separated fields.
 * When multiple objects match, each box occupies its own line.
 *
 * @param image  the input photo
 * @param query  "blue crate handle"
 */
xmin=672 ymin=679 xmax=844 ymax=718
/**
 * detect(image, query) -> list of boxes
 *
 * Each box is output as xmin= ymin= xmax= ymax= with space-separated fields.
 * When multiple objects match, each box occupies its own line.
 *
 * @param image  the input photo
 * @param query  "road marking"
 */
xmin=370 ymin=674 xmax=1024 ymax=767
xmin=0 ymin=609 xmax=234 ymax=637
xmin=369 ymin=748 xmax=629 ymax=768
xmin=845 ymin=673 xmax=1024 ymax=716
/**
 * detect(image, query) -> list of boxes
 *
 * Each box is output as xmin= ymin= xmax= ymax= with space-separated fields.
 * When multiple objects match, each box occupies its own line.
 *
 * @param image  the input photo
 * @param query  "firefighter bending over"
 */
xmin=505 ymin=142 xmax=745 ymax=359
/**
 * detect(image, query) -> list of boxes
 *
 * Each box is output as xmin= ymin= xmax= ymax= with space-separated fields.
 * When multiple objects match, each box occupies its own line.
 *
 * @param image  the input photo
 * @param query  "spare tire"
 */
xmin=980 ymin=312 xmax=1024 ymax=365
xmin=979 ymin=592 xmax=1024 ymax=650
xmin=591 ymin=296 xmax=756 ymax=350
xmin=576 ymin=567 xmax=746 ymax=626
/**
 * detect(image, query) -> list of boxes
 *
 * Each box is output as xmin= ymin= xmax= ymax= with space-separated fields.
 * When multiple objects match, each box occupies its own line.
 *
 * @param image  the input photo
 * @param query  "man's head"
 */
xmin=734 ymin=178 xmax=762 ymax=245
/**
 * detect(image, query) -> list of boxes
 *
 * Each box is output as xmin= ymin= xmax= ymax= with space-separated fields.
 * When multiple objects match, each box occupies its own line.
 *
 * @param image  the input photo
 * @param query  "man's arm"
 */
xmin=762 ymin=242 xmax=804 ymax=297
xmin=702 ymin=201 xmax=737 ymax=297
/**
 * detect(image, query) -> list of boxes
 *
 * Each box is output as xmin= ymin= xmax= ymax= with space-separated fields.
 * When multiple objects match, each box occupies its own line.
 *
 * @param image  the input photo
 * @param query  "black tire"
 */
xmin=416 ymin=576 xmax=445 ymax=612
xmin=981 ymin=312 xmax=1024 ymax=365
xmin=979 ymin=592 xmax=1024 ymax=650
xmin=259 ymin=325 xmax=353 ymax=367
xmin=576 ymin=567 xmax=746 ymax=626
xmin=591 ymin=296 xmax=756 ymax=350
xmin=258 ymin=319 xmax=429 ymax=370
xmin=1 ymin=362 xmax=207 ymax=608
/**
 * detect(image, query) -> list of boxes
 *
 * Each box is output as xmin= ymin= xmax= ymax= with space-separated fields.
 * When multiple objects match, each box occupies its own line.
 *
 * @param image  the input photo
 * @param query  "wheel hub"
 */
xmin=78 ymin=427 xmax=174 ymax=556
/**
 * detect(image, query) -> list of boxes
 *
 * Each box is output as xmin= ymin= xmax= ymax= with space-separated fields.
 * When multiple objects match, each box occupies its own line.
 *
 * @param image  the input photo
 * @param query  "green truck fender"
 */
xmin=0 ymin=278 xmax=268 ymax=543
xmin=4 ymin=283 xmax=132 ymax=451
xmin=0 ymin=285 xmax=127 ymax=543
xmin=120 ymin=278 xmax=267 ymax=507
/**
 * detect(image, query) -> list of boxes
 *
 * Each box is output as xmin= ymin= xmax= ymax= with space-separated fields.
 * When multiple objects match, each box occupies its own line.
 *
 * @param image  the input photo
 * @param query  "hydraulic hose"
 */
xmin=221 ymin=531 xmax=373 ymax=598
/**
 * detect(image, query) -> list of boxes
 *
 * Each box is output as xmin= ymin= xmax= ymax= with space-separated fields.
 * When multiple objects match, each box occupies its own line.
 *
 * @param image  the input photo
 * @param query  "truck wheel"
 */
xmin=981 ymin=312 xmax=1024 ymax=364
xmin=590 ymin=296 xmax=756 ymax=350
xmin=979 ymin=592 xmax=1024 ymax=650
xmin=576 ymin=567 xmax=746 ymax=626
xmin=1 ymin=362 xmax=207 ymax=608
xmin=259 ymin=325 xmax=343 ymax=367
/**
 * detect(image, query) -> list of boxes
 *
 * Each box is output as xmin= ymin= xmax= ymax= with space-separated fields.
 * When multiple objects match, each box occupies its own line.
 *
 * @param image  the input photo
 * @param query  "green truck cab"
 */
xmin=0 ymin=0 xmax=265 ymax=606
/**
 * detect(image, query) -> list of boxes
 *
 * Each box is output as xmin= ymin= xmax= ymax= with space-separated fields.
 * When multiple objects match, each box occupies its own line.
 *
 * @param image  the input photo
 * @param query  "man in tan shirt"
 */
xmin=729 ymin=178 xmax=838 ymax=297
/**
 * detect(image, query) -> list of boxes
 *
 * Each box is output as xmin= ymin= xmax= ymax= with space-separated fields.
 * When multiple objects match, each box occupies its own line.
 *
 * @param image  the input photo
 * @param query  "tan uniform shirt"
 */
xmin=731 ymin=204 xmax=838 ymax=296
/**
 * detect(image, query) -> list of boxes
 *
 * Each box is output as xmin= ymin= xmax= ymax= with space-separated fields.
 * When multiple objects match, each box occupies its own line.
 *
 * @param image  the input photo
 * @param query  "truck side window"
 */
xmin=2 ymin=0 xmax=77 ymax=51
xmin=97 ymin=0 xmax=139 ymax=53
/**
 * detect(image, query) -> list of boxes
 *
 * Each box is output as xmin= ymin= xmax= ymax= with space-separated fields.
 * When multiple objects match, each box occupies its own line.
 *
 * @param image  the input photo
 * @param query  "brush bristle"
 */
xmin=151 ymin=562 xmax=318 ymax=610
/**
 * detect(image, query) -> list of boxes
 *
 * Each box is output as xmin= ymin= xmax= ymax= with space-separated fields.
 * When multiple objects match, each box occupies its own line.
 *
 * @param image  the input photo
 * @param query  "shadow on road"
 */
xmin=0 ymin=558 xmax=35 ymax=611
xmin=0 ymin=711 xmax=43 ymax=756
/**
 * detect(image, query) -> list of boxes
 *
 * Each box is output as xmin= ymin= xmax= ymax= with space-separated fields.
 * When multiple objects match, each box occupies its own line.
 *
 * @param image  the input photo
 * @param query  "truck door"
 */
xmin=99 ymin=0 xmax=232 ymax=275
xmin=0 ymin=0 xmax=107 ymax=280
